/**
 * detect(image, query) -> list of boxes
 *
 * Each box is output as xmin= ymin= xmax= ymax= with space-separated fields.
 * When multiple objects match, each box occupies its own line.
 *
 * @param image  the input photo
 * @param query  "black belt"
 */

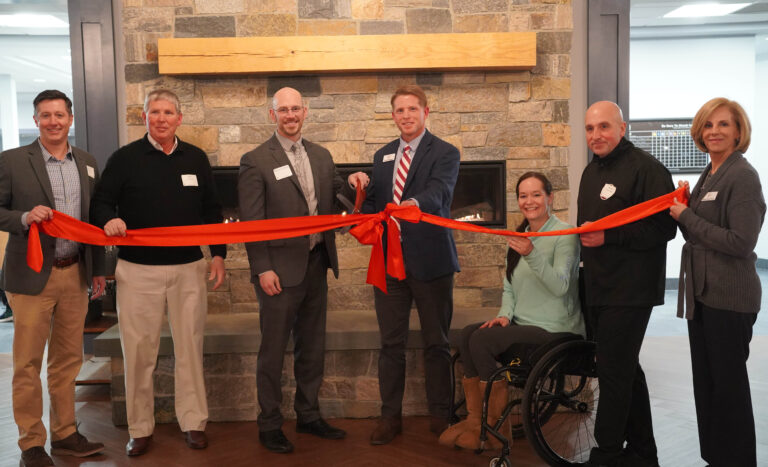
xmin=53 ymin=254 xmax=79 ymax=268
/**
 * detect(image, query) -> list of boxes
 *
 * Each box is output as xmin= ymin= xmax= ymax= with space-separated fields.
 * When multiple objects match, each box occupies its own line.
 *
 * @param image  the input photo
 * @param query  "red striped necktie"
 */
xmin=393 ymin=145 xmax=411 ymax=205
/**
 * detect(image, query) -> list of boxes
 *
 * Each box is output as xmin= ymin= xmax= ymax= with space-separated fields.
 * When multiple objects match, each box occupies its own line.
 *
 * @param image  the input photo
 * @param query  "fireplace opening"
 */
xmin=213 ymin=160 xmax=506 ymax=228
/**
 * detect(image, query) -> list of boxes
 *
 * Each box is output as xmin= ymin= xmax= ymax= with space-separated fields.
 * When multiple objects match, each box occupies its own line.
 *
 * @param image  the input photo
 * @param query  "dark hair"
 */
xmin=506 ymin=172 xmax=553 ymax=282
xmin=33 ymin=90 xmax=73 ymax=116
xmin=390 ymin=84 xmax=428 ymax=108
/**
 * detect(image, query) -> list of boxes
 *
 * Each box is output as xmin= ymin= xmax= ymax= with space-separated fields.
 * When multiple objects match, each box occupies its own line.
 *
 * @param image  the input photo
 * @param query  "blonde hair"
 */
xmin=690 ymin=97 xmax=751 ymax=153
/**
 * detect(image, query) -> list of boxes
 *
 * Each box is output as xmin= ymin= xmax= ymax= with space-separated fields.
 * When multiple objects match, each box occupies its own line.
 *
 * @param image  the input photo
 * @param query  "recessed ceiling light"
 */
xmin=33 ymin=79 xmax=46 ymax=83
xmin=0 ymin=14 xmax=68 ymax=28
xmin=664 ymin=3 xmax=752 ymax=18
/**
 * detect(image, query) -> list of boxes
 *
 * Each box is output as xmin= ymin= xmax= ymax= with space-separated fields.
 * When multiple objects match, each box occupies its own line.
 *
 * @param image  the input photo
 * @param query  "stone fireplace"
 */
xmin=101 ymin=0 xmax=575 ymax=425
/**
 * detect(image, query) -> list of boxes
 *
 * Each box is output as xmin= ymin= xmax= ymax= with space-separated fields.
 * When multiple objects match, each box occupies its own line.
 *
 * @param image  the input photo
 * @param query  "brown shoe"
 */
xmin=185 ymin=430 xmax=208 ymax=449
xmin=370 ymin=416 xmax=402 ymax=445
xmin=20 ymin=447 xmax=53 ymax=467
xmin=50 ymin=431 xmax=104 ymax=457
xmin=429 ymin=416 xmax=449 ymax=435
xmin=126 ymin=435 xmax=152 ymax=456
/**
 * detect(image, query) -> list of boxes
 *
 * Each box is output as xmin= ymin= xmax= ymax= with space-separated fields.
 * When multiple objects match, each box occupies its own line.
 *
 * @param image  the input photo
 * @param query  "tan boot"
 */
xmin=454 ymin=380 xmax=511 ymax=450
xmin=438 ymin=376 xmax=481 ymax=446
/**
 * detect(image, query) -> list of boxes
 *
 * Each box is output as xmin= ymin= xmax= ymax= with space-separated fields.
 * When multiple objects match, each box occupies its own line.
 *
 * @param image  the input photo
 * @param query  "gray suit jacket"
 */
xmin=238 ymin=134 xmax=352 ymax=287
xmin=0 ymin=141 xmax=104 ymax=295
xmin=678 ymin=151 xmax=766 ymax=317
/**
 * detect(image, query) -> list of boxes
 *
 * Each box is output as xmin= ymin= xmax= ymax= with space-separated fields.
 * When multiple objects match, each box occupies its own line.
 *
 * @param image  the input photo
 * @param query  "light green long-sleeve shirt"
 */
xmin=497 ymin=215 xmax=586 ymax=337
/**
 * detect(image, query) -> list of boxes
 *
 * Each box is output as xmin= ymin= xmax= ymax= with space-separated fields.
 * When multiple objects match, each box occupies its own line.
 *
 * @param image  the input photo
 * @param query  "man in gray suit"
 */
xmin=239 ymin=87 xmax=368 ymax=454
xmin=0 ymin=90 xmax=105 ymax=467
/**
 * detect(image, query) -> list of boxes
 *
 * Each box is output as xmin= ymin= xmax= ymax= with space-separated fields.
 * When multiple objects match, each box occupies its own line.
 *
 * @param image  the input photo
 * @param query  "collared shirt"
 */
xmin=275 ymin=131 xmax=321 ymax=249
xmin=39 ymin=139 xmax=82 ymax=258
xmin=147 ymin=132 xmax=179 ymax=155
xmin=391 ymin=129 xmax=426 ymax=206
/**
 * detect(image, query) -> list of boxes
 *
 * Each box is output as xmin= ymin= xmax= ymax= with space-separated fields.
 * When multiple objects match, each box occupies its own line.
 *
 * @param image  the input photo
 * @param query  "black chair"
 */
xmin=448 ymin=272 xmax=599 ymax=467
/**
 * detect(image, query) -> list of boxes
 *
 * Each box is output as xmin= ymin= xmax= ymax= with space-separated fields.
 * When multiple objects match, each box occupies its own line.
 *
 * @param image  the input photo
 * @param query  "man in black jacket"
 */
xmin=91 ymin=89 xmax=226 ymax=457
xmin=578 ymin=101 xmax=676 ymax=467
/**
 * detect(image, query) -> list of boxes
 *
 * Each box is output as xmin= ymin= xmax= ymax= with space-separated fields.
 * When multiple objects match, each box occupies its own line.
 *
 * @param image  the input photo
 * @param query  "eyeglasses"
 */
xmin=275 ymin=106 xmax=304 ymax=115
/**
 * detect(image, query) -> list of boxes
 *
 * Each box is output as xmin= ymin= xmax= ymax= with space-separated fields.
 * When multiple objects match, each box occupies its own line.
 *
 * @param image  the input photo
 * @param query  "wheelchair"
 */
xmin=449 ymin=330 xmax=599 ymax=467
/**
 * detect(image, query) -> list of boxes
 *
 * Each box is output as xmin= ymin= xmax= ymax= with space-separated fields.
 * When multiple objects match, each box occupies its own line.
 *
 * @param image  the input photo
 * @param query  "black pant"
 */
xmin=459 ymin=322 xmax=554 ymax=380
xmin=374 ymin=273 xmax=454 ymax=419
xmin=255 ymin=247 xmax=329 ymax=431
xmin=590 ymin=305 xmax=657 ymax=463
xmin=689 ymin=302 xmax=757 ymax=467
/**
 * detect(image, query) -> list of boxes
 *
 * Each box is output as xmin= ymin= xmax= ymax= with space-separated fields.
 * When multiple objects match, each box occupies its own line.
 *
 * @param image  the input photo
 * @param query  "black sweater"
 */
xmin=577 ymin=138 xmax=677 ymax=307
xmin=91 ymin=135 xmax=226 ymax=265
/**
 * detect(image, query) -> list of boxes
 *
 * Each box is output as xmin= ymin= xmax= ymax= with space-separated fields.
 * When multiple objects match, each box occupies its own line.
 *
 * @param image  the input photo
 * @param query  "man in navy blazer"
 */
xmin=363 ymin=85 xmax=460 ymax=445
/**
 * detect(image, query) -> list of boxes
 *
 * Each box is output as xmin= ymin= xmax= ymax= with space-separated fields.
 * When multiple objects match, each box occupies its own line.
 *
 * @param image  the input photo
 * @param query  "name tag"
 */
xmin=181 ymin=174 xmax=198 ymax=186
xmin=702 ymin=191 xmax=718 ymax=201
xmin=383 ymin=153 xmax=396 ymax=163
xmin=273 ymin=165 xmax=293 ymax=180
xmin=600 ymin=183 xmax=616 ymax=200
xmin=86 ymin=166 xmax=95 ymax=178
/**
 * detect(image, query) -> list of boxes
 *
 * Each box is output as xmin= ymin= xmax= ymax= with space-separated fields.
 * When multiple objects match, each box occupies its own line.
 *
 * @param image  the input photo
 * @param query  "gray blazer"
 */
xmin=677 ymin=151 xmax=765 ymax=318
xmin=238 ymin=134 xmax=352 ymax=287
xmin=0 ymin=141 xmax=104 ymax=295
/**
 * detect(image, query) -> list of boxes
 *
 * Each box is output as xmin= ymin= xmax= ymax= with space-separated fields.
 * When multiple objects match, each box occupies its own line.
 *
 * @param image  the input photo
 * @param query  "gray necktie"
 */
xmin=290 ymin=144 xmax=321 ymax=250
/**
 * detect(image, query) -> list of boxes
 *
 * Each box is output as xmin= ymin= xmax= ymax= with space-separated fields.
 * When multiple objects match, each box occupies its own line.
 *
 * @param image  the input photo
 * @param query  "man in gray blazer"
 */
xmin=0 ymin=90 xmax=105 ymax=467
xmin=239 ymin=87 xmax=367 ymax=454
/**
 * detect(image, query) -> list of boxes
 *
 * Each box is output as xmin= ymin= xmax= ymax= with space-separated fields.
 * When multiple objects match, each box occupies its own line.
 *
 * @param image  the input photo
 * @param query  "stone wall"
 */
xmin=122 ymin=0 xmax=573 ymax=317
xmin=109 ymin=350 xmax=460 ymax=424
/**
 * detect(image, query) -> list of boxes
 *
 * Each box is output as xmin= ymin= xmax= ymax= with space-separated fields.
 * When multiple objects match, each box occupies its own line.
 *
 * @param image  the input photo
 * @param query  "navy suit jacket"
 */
xmin=363 ymin=130 xmax=460 ymax=281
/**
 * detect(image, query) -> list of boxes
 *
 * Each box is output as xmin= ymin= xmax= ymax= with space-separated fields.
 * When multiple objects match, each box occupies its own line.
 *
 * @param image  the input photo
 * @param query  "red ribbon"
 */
xmin=26 ymin=186 xmax=688 ymax=293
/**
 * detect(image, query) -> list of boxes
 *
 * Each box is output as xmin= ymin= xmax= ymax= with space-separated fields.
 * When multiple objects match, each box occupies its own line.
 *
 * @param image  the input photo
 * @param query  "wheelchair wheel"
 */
xmin=522 ymin=340 xmax=598 ymax=466
xmin=489 ymin=457 xmax=511 ymax=467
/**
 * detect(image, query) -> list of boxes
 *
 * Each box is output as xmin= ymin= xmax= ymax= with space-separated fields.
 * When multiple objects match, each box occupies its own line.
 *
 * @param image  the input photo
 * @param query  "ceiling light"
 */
xmin=664 ymin=3 xmax=751 ymax=18
xmin=0 ymin=14 xmax=68 ymax=28
xmin=33 ymin=79 xmax=46 ymax=83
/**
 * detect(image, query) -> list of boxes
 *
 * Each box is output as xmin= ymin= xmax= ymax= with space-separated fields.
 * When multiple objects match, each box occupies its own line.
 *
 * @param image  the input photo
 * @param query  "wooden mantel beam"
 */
xmin=158 ymin=32 xmax=536 ymax=75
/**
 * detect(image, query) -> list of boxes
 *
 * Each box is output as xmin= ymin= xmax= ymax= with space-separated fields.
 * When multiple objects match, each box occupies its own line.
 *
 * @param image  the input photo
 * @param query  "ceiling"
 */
xmin=630 ymin=0 xmax=768 ymax=56
xmin=0 ymin=0 xmax=70 ymax=95
xmin=0 ymin=1 xmax=767 ymax=95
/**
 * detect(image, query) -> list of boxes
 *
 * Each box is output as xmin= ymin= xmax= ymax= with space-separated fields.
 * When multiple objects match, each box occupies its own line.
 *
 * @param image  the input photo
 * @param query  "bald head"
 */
xmin=585 ymin=101 xmax=627 ymax=157
xmin=270 ymin=87 xmax=307 ymax=141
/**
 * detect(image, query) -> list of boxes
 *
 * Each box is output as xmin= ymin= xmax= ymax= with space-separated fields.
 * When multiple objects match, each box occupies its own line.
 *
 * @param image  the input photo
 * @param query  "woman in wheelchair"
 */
xmin=439 ymin=171 xmax=585 ymax=450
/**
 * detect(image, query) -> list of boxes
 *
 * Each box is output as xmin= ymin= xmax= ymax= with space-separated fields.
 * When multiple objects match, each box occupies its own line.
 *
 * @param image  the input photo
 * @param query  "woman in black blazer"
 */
xmin=670 ymin=98 xmax=764 ymax=467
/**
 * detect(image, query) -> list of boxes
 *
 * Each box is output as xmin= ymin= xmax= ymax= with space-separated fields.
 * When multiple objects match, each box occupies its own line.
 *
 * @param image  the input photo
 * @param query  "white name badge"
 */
xmin=383 ymin=153 xmax=396 ymax=163
xmin=702 ymin=191 xmax=718 ymax=201
xmin=273 ymin=165 xmax=293 ymax=180
xmin=600 ymin=183 xmax=616 ymax=200
xmin=181 ymin=174 xmax=198 ymax=186
xmin=86 ymin=166 xmax=95 ymax=178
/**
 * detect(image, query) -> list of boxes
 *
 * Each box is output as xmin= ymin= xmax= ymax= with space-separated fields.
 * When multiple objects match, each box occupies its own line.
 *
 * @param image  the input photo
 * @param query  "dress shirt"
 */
xmin=275 ymin=132 xmax=321 ymax=249
xmin=392 ymin=130 xmax=426 ymax=207
xmin=23 ymin=139 xmax=82 ymax=258
xmin=147 ymin=133 xmax=178 ymax=155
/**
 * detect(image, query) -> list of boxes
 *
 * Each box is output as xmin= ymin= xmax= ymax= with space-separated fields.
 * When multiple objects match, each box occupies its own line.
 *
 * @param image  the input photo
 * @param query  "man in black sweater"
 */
xmin=91 ymin=89 xmax=226 ymax=457
xmin=578 ymin=101 xmax=676 ymax=467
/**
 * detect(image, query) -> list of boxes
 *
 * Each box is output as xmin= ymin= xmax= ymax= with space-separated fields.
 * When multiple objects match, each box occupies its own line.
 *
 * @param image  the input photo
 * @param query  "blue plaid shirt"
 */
xmin=39 ymin=140 xmax=82 ymax=258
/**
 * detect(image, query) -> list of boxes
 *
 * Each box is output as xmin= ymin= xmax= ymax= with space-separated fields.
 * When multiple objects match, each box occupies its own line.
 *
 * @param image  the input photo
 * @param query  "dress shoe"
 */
xmin=429 ymin=416 xmax=449 ymax=435
xmin=51 ymin=430 xmax=104 ymax=457
xmin=296 ymin=418 xmax=346 ymax=440
xmin=259 ymin=429 xmax=294 ymax=454
xmin=20 ymin=446 xmax=53 ymax=467
xmin=370 ymin=416 xmax=402 ymax=445
xmin=185 ymin=430 xmax=208 ymax=449
xmin=126 ymin=435 xmax=152 ymax=456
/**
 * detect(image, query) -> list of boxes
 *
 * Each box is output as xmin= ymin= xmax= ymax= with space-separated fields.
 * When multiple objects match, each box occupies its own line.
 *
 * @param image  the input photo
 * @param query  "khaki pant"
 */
xmin=115 ymin=258 xmax=208 ymax=438
xmin=7 ymin=263 xmax=88 ymax=450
